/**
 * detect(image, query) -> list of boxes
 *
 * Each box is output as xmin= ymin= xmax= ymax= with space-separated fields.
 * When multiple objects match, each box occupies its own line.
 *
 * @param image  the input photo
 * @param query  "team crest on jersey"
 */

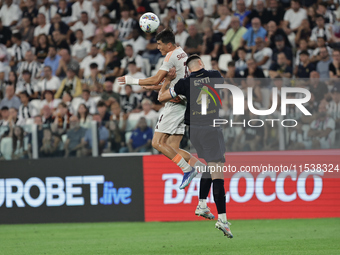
xmin=198 ymin=84 xmax=222 ymax=106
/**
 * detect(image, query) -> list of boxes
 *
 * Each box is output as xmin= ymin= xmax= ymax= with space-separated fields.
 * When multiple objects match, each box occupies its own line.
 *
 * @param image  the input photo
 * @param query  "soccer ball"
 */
xmin=139 ymin=12 xmax=160 ymax=33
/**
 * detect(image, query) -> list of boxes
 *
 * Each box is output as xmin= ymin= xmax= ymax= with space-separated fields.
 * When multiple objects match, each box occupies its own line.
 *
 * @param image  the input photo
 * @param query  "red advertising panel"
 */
xmin=143 ymin=151 xmax=340 ymax=222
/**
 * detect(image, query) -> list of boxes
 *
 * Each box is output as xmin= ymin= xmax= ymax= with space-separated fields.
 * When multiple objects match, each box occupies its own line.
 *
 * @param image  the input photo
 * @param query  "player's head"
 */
xmin=186 ymin=54 xmax=204 ymax=72
xmin=155 ymin=29 xmax=176 ymax=56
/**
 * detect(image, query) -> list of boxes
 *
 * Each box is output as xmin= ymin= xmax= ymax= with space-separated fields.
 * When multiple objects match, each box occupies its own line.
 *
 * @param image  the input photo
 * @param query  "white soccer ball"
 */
xmin=139 ymin=12 xmax=160 ymax=33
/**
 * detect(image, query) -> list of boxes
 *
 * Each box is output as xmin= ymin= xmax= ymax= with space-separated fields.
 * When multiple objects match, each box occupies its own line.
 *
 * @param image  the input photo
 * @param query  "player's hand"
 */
xmin=117 ymin=76 xmax=127 ymax=86
xmin=166 ymin=67 xmax=176 ymax=81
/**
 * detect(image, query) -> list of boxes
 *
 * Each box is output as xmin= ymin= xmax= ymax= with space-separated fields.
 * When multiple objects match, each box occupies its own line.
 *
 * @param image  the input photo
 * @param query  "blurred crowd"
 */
xmin=0 ymin=0 xmax=340 ymax=160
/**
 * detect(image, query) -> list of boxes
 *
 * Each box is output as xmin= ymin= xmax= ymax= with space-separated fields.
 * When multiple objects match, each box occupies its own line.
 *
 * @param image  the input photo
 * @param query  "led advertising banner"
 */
xmin=0 ymin=157 xmax=144 ymax=224
xmin=143 ymin=152 xmax=340 ymax=222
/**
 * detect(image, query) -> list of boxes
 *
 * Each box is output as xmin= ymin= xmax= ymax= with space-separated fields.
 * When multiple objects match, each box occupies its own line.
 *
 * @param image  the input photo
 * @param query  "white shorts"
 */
xmin=154 ymin=102 xmax=186 ymax=135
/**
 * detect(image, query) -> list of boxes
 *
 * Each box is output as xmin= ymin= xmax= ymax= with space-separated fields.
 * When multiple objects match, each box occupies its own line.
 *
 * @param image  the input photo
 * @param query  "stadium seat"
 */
xmin=150 ymin=2 xmax=160 ymax=16
xmin=0 ymin=137 xmax=13 ymax=160
xmin=200 ymin=55 xmax=212 ymax=70
xmin=30 ymin=99 xmax=42 ymax=113
xmin=263 ymin=69 xmax=269 ymax=78
xmin=218 ymin=54 xmax=232 ymax=72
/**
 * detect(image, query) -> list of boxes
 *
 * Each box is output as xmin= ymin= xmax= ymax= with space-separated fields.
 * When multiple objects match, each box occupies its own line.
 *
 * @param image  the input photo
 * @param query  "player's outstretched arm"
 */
xmin=117 ymin=70 xmax=168 ymax=86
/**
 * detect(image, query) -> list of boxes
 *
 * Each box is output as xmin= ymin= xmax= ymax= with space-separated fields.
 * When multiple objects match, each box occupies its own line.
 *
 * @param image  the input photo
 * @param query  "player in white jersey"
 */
xmin=117 ymin=29 xmax=203 ymax=189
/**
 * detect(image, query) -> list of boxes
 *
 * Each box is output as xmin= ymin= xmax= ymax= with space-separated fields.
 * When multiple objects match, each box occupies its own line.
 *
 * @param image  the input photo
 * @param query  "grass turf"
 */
xmin=0 ymin=218 xmax=339 ymax=255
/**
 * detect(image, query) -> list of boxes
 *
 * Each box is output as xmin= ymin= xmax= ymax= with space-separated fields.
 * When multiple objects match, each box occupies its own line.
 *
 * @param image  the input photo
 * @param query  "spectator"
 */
xmin=201 ymin=27 xmax=222 ymax=59
xmin=283 ymin=0 xmax=307 ymax=36
xmin=196 ymin=0 xmax=217 ymax=17
xmin=194 ymin=7 xmax=213 ymax=35
xmin=175 ymin=22 xmax=189 ymax=48
xmin=0 ymin=0 xmax=21 ymax=27
xmin=64 ymin=115 xmax=86 ymax=158
xmin=223 ymin=16 xmax=247 ymax=56
xmin=39 ymin=0 xmax=57 ymax=23
xmin=57 ymin=0 xmax=72 ymax=25
xmin=266 ymin=21 xmax=291 ymax=50
xmin=0 ymin=85 xmax=21 ymax=109
xmin=316 ymin=3 xmax=334 ymax=24
xmin=43 ymin=46 xmax=61 ymax=76
xmin=296 ymin=51 xmax=315 ymax=78
xmin=79 ymin=44 xmax=105 ymax=78
xmin=316 ymin=46 xmax=333 ymax=79
xmin=71 ymin=11 xmax=95 ymax=41
xmin=22 ymin=0 xmax=38 ymax=26
xmin=163 ymin=6 xmax=184 ymax=34
xmin=125 ymin=28 xmax=148 ymax=55
xmin=80 ymin=89 xmax=97 ymax=114
xmin=329 ymin=49 xmax=340 ymax=78
xmin=17 ymin=50 xmax=41 ymax=82
xmin=55 ymin=67 xmax=82 ymax=99
xmin=295 ymin=19 xmax=311 ymax=46
xmin=308 ymin=103 xmax=335 ymax=149
xmin=82 ymin=114 xmax=109 ymax=155
xmin=11 ymin=33 xmax=31 ymax=65
xmin=77 ymin=103 xmax=92 ymax=129
xmin=294 ymin=39 xmax=312 ymax=67
xmin=271 ymin=35 xmax=293 ymax=66
xmin=269 ymin=52 xmax=292 ymax=78
xmin=97 ymin=100 xmax=111 ymax=125
xmin=102 ymin=32 xmax=125 ymax=59
xmin=71 ymin=0 xmax=93 ymax=25
xmin=310 ymin=15 xmax=332 ymax=48
xmin=121 ymin=117 xmax=152 ymax=153
xmin=18 ymin=91 xmax=38 ymax=125
xmin=7 ymin=107 xmax=20 ymax=126
xmin=184 ymin=24 xmax=203 ymax=56
xmin=40 ymin=128 xmax=61 ymax=158
xmin=213 ymin=4 xmax=231 ymax=36
xmin=0 ymin=106 xmax=10 ymax=126
xmin=225 ymin=61 xmax=238 ymax=82
xmin=309 ymin=71 xmax=328 ymax=104
xmin=121 ymin=61 xmax=146 ymax=94
xmin=233 ymin=0 xmax=251 ymax=27
xmin=34 ymin=14 xmax=51 ymax=45
xmin=104 ymin=50 xmax=121 ymax=80
xmin=243 ymin=0 xmax=270 ymax=29
xmin=252 ymin=37 xmax=272 ymax=70
xmin=40 ymin=90 xmax=61 ymax=112
xmin=167 ymin=0 xmax=194 ymax=20
xmin=10 ymin=126 xmax=27 ymax=159
xmin=19 ymin=17 xmax=35 ymax=46
xmin=120 ymin=84 xmax=140 ymax=113
xmin=35 ymin=34 xmax=49 ymax=64
xmin=267 ymin=0 xmax=285 ymax=27
xmin=95 ymin=14 xmax=114 ymax=35
xmin=16 ymin=70 xmax=38 ymax=99
xmin=119 ymin=44 xmax=144 ymax=76
xmin=241 ymin=17 xmax=266 ymax=49
xmin=52 ymin=102 xmax=72 ymax=135
xmin=128 ymin=98 xmax=159 ymax=123
xmin=56 ymin=49 xmax=80 ymax=79
xmin=242 ymin=58 xmax=265 ymax=78
xmin=235 ymin=47 xmax=247 ymax=72
xmin=0 ymin=18 xmax=12 ymax=47
xmin=311 ymin=36 xmax=333 ymax=63
xmin=72 ymin=29 xmax=92 ymax=63
xmin=110 ymin=101 xmax=127 ymax=131
xmin=82 ymin=63 xmax=105 ymax=96
xmin=107 ymin=118 xmax=125 ymax=153
xmin=327 ymin=84 xmax=340 ymax=129
xmin=37 ymin=66 xmax=60 ymax=95
xmin=41 ymin=104 xmax=55 ymax=124
xmin=118 ymin=6 xmax=137 ymax=41
xmin=51 ymin=30 xmax=70 ymax=52
xmin=102 ymin=78 xmax=120 ymax=106
xmin=307 ymin=6 xmax=316 ymax=29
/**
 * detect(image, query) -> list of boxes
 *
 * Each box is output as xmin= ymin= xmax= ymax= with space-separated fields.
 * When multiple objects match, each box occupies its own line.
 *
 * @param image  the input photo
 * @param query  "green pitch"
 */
xmin=1 ymin=218 xmax=339 ymax=255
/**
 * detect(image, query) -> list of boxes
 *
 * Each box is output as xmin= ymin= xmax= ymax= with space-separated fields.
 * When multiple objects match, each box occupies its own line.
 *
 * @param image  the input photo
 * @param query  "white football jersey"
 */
xmin=159 ymin=46 xmax=188 ymax=88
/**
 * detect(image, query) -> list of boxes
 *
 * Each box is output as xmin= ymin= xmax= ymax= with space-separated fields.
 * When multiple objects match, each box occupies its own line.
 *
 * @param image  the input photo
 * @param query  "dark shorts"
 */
xmin=189 ymin=125 xmax=226 ymax=163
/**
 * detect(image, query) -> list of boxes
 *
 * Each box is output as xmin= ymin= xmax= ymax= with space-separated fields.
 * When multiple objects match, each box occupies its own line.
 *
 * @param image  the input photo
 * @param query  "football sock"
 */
xmin=199 ymin=172 xmax=212 ymax=208
xmin=218 ymin=213 xmax=227 ymax=222
xmin=213 ymin=179 xmax=226 ymax=219
xmin=172 ymin=154 xmax=192 ymax=173
xmin=188 ymin=157 xmax=206 ymax=172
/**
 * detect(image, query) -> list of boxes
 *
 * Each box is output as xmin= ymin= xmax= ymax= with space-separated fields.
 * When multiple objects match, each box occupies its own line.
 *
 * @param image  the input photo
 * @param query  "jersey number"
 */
xmin=196 ymin=86 xmax=210 ymax=114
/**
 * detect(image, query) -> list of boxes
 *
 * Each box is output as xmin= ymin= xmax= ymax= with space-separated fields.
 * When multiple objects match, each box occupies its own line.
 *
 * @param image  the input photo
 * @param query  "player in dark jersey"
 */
xmin=158 ymin=54 xmax=233 ymax=238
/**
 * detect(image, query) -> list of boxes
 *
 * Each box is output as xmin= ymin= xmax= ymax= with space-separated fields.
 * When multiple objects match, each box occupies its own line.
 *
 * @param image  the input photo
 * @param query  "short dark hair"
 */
xmin=44 ymin=65 xmax=52 ymax=71
xmin=238 ymin=47 xmax=247 ymax=53
xmin=121 ymin=5 xmax=130 ymax=12
xmin=155 ymin=29 xmax=175 ymax=44
xmin=58 ymin=102 xmax=67 ymax=108
xmin=12 ymin=32 xmax=22 ymax=40
xmin=299 ymin=50 xmax=309 ymax=56
xmin=316 ymin=14 xmax=325 ymax=20
xmin=89 ymin=63 xmax=99 ymax=69
xmin=81 ymin=11 xmax=88 ymax=16
xmin=22 ymin=69 xmax=31 ymax=76
xmin=105 ymin=32 xmax=114 ymax=38
xmin=186 ymin=54 xmax=201 ymax=68
xmin=97 ymin=100 xmax=107 ymax=108
xmin=1 ymin=106 xmax=9 ymax=111
xmin=83 ymin=89 xmax=90 ymax=94
xmin=228 ymin=61 xmax=235 ymax=67
xmin=20 ymin=91 xmax=30 ymax=98
xmin=49 ymin=45 xmax=57 ymax=51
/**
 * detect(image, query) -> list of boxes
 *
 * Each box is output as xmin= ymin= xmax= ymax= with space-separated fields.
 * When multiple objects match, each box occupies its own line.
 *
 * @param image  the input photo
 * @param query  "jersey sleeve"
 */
xmin=159 ymin=52 xmax=175 ymax=72
xmin=173 ymin=78 xmax=186 ymax=96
